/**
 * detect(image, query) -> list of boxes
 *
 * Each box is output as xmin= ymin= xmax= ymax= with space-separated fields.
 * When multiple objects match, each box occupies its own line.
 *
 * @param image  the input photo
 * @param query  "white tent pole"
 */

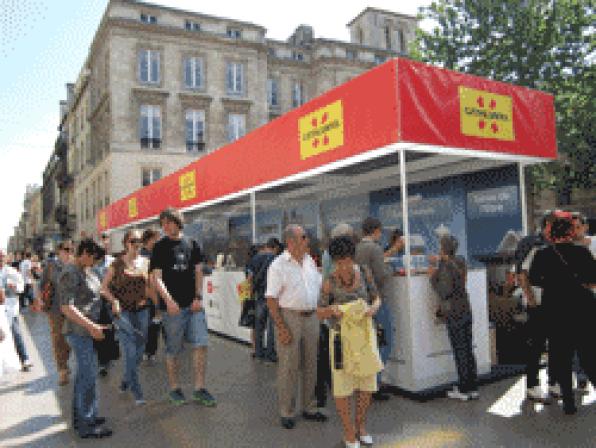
xmin=399 ymin=148 xmax=411 ymax=280
xmin=251 ymin=192 xmax=256 ymax=244
xmin=518 ymin=162 xmax=528 ymax=236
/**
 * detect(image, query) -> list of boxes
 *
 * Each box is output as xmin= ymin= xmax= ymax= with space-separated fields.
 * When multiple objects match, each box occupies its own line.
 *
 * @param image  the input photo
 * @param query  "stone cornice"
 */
xmin=178 ymin=92 xmax=213 ymax=108
xmin=221 ymin=97 xmax=253 ymax=113
xmin=107 ymin=17 xmax=266 ymax=52
xmin=131 ymin=86 xmax=170 ymax=101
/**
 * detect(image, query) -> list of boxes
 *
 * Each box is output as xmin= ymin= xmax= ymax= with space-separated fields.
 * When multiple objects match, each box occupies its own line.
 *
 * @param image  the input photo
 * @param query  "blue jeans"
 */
xmin=67 ymin=333 xmax=98 ymax=435
xmin=254 ymin=300 xmax=275 ymax=359
xmin=10 ymin=316 xmax=30 ymax=364
xmin=116 ymin=309 xmax=149 ymax=400
xmin=374 ymin=301 xmax=393 ymax=383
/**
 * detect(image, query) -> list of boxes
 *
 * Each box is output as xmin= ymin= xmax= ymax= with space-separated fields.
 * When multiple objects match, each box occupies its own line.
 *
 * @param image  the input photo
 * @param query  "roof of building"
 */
xmin=346 ymin=7 xmax=418 ymax=27
xmin=122 ymin=0 xmax=267 ymax=31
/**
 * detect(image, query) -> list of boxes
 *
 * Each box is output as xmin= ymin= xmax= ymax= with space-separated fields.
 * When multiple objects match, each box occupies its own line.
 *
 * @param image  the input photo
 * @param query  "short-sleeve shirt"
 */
xmin=265 ymin=251 xmax=321 ymax=310
xmin=58 ymin=264 xmax=102 ymax=336
xmin=149 ymin=236 xmax=205 ymax=309
xmin=319 ymin=264 xmax=379 ymax=329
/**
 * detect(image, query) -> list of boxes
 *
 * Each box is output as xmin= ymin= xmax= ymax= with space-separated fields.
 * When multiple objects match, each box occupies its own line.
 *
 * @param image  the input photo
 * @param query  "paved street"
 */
xmin=0 ymin=310 xmax=595 ymax=448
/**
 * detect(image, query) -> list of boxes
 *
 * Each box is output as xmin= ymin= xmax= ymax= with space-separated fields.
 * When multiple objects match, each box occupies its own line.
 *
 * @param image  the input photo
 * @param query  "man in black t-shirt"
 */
xmin=150 ymin=207 xmax=216 ymax=407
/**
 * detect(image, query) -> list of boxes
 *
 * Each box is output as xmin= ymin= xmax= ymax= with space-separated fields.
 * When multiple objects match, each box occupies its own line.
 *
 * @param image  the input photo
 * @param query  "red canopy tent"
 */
xmin=97 ymin=58 xmax=556 ymax=234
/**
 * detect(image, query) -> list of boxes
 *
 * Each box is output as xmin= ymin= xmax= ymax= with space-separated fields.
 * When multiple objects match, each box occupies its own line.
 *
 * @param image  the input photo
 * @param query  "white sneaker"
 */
xmin=468 ymin=391 xmax=480 ymax=400
xmin=359 ymin=434 xmax=373 ymax=446
xmin=344 ymin=441 xmax=360 ymax=448
xmin=527 ymin=386 xmax=551 ymax=403
xmin=548 ymin=384 xmax=561 ymax=398
xmin=446 ymin=387 xmax=469 ymax=401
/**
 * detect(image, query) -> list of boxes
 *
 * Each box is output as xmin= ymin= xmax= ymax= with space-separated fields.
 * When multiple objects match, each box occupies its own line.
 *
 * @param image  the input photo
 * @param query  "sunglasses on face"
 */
xmin=129 ymin=239 xmax=142 ymax=245
xmin=61 ymin=247 xmax=73 ymax=253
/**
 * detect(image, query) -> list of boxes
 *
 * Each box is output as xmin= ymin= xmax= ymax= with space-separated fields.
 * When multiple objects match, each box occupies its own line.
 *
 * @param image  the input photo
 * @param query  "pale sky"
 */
xmin=0 ymin=0 xmax=431 ymax=249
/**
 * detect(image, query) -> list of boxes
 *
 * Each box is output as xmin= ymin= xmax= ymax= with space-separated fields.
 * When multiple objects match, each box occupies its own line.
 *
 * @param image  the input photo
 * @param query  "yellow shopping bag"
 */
xmin=236 ymin=278 xmax=252 ymax=302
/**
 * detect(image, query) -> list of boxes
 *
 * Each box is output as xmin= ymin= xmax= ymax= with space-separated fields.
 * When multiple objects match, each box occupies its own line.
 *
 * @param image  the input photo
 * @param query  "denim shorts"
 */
xmin=162 ymin=307 xmax=209 ymax=356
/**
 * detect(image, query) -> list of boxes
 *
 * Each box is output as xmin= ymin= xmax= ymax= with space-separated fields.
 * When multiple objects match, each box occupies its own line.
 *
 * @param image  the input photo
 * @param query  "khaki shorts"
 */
xmin=329 ymin=328 xmax=378 ymax=398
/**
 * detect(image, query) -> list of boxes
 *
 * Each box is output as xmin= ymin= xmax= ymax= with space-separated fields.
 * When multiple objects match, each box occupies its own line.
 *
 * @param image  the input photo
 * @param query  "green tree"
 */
xmin=412 ymin=0 xmax=595 ymax=192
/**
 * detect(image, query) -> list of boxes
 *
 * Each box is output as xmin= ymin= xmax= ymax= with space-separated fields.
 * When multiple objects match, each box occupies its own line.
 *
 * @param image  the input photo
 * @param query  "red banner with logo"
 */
xmin=99 ymin=58 xmax=557 ymax=232
xmin=397 ymin=59 xmax=556 ymax=158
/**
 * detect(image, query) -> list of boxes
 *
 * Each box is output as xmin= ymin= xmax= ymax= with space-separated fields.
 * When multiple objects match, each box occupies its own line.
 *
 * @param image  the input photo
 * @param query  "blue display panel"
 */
xmin=369 ymin=165 xmax=522 ymax=266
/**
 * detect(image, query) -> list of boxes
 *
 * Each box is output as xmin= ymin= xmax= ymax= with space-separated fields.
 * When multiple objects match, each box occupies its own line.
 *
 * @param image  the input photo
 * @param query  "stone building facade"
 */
xmin=63 ymin=0 xmax=417 ymax=239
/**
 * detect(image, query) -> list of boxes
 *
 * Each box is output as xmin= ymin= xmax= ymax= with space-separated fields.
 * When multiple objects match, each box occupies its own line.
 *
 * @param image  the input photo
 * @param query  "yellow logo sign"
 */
xmin=299 ymin=100 xmax=344 ymax=160
xmin=128 ymin=197 xmax=138 ymax=218
xmin=179 ymin=170 xmax=197 ymax=201
xmin=99 ymin=211 xmax=107 ymax=229
xmin=459 ymin=86 xmax=514 ymax=141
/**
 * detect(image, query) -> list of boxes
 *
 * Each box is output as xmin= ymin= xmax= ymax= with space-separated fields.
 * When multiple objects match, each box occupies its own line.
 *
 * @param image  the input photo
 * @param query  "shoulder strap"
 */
xmin=551 ymin=246 xmax=583 ymax=286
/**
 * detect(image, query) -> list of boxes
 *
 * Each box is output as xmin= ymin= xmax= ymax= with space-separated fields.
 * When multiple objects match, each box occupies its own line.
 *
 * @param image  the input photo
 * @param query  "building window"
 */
xmin=292 ymin=51 xmax=304 ymax=61
xmin=357 ymin=27 xmax=364 ymax=44
xmin=227 ymin=113 xmax=246 ymax=142
xmin=185 ymin=20 xmax=200 ymax=31
xmin=138 ymin=49 xmax=160 ymax=84
xmin=140 ymin=13 xmax=157 ymax=24
xmin=226 ymin=62 xmax=244 ymax=95
xmin=346 ymin=49 xmax=356 ymax=60
xmin=398 ymin=29 xmax=406 ymax=54
xmin=374 ymin=54 xmax=386 ymax=65
xmin=267 ymin=79 xmax=279 ymax=107
xmin=184 ymin=57 xmax=204 ymax=89
xmin=142 ymin=168 xmax=162 ymax=187
xmin=226 ymin=28 xmax=242 ymax=39
xmin=185 ymin=109 xmax=205 ymax=152
xmin=139 ymin=105 xmax=161 ymax=149
xmin=267 ymin=47 xmax=276 ymax=57
xmin=292 ymin=81 xmax=304 ymax=108
xmin=385 ymin=26 xmax=392 ymax=50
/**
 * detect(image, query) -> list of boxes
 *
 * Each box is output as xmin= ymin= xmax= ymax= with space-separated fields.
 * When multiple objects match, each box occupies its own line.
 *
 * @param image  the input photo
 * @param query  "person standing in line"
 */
xmin=428 ymin=235 xmax=479 ymax=401
xmin=140 ymin=229 xmax=162 ymax=362
xmin=0 ymin=248 xmax=33 ymax=372
xmin=251 ymin=238 xmax=281 ymax=362
xmin=58 ymin=239 xmax=112 ymax=439
xmin=355 ymin=217 xmax=393 ymax=401
xmin=150 ymin=207 xmax=216 ymax=407
xmin=515 ymin=211 xmax=559 ymax=402
xmin=93 ymin=233 xmax=118 ymax=377
xmin=318 ymin=236 xmax=383 ymax=448
xmin=529 ymin=215 xmax=596 ymax=415
xmin=101 ymin=229 xmax=156 ymax=406
xmin=317 ymin=223 xmax=355 ymax=416
xmin=11 ymin=252 xmax=22 ymax=270
xmin=266 ymin=224 xmax=325 ymax=429
xmin=32 ymin=240 xmax=74 ymax=385
xmin=19 ymin=251 xmax=33 ymax=309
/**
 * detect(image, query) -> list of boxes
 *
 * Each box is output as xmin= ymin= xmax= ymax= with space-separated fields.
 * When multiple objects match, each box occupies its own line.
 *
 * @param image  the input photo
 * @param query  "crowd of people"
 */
xmin=0 ymin=206 xmax=594 ymax=446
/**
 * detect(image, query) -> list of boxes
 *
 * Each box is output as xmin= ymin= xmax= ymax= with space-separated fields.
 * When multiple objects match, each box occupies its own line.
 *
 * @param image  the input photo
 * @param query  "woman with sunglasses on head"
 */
xmin=58 ymin=239 xmax=112 ymax=439
xmin=33 ymin=240 xmax=74 ymax=385
xmin=101 ymin=229 xmax=155 ymax=405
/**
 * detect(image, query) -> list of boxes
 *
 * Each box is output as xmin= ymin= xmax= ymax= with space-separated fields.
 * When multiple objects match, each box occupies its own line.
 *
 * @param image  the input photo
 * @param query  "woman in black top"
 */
xmin=529 ymin=215 xmax=596 ymax=414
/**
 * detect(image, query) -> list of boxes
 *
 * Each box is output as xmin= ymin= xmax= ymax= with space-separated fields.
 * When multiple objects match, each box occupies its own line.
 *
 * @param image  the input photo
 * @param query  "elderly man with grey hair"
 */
xmin=266 ymin=224 xmax=324 ymax=429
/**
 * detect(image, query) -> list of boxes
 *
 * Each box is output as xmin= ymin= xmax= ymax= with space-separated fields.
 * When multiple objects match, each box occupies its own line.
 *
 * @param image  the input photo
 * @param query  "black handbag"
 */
xmin=360 ymin=266 xmax=387 ymax=348
xmin=239 ymin=299 xmax=256 ymax=328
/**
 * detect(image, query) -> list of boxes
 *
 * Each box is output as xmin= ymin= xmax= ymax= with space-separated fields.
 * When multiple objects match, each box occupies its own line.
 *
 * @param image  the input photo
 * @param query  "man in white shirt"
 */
xmin=0 ymin=249 xmax=32 ymax=371
xmin=19 ymin=251 xmax=33 ymax=309
xmin=266 ymin=225 xmax=323 ymax=429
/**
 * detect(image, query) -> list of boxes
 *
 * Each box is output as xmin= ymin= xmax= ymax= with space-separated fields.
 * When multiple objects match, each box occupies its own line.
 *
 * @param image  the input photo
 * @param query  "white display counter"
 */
xmin=385 ymin=268 xmax=491 ymax=392
xmin=203 ymin=270 xmax=252 ymax=344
